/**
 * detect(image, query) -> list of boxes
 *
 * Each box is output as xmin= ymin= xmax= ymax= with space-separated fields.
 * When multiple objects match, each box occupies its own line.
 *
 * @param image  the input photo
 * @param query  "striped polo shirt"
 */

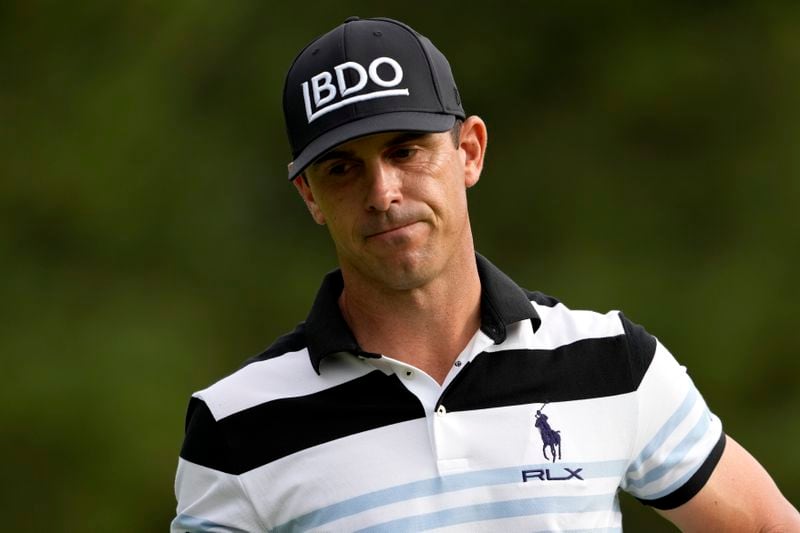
xmin=172 ymin=254 xmax=724 ymax=532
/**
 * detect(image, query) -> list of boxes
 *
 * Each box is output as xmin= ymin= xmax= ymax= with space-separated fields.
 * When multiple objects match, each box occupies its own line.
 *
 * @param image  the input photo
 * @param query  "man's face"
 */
xmin=294 ymin=117 xmax=485 ymax=292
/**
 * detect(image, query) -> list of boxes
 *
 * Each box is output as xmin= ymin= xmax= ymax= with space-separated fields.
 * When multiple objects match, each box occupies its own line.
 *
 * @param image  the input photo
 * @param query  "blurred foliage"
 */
xmin=2 ymin=1 xmax=798 ymax=531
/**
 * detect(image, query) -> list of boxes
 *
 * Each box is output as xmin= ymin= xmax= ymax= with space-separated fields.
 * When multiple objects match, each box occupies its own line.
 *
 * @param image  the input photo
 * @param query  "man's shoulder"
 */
xmin=521 ymin=289 xmax=624 ymax=333
xmin=190 ymin=322 xmax=314 ymax=421
xmin=519 ymin=288 xmax=656 ymax=363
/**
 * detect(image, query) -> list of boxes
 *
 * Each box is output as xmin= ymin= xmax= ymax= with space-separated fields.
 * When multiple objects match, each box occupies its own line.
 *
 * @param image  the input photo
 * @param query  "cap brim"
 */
xmin=287 ymin=112 xmax=456 ymax=180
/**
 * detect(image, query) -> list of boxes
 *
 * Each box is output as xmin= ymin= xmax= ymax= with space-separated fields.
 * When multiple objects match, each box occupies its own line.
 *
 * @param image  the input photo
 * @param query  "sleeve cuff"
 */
xmin=636 ymin=431 xmax=727 ymax=510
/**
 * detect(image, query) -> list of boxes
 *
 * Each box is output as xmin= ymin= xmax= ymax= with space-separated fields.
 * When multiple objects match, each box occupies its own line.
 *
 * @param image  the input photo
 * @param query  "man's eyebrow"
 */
xmin=312 ymin=149 xmax=353 ymax=167
xmin=385 ymin=131 xmax=428 ymax=146
xmin=311 ymin=132 xmax=431 ymax=167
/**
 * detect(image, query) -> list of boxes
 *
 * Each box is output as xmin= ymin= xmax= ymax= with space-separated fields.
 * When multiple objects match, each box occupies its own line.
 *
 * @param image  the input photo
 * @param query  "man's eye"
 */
xmin=327 ymin=162 xmax=351 ymax=175
xmin=391 ymin=147 xmax=416 ymax=160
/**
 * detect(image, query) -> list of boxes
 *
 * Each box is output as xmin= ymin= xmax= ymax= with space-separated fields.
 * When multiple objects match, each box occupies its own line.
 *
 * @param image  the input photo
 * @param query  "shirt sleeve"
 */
xmin=171 ymin=397 xmax=264 ymax=532
xmin=618 ymin=315 xmax=726 ymax=510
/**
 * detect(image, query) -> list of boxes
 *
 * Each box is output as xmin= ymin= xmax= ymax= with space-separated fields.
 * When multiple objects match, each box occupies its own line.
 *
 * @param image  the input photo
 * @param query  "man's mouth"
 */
xmin=365 ymin=221 xmax=420 ymax=239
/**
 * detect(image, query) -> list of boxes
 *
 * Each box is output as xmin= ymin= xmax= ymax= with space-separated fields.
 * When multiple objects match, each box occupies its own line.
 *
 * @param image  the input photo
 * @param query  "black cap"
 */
xmin=282 ymin=17 xmax=465 ymax=180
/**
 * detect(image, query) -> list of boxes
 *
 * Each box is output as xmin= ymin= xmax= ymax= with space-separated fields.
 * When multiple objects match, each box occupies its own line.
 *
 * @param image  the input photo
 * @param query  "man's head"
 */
xmin=282 ymin=17 xmax=465 ymax=181
xmin=284 ymin=18 xmax=486 ymax=291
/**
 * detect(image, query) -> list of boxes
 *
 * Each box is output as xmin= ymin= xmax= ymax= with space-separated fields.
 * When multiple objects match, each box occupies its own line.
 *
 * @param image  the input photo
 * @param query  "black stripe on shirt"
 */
xmin=440 ymin=316 xmax=657 ymax=412
xmin=180 ymin=370 xmax=425 ymax=474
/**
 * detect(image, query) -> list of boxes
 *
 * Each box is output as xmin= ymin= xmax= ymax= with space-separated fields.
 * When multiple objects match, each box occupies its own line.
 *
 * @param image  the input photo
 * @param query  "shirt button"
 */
xmin=454 ymin=360 xmax=462 ymax=367
xmin=436 ymin=405 xmax=447 ymax=415
xmin=404 ymin=370 xmax=414 ymax=378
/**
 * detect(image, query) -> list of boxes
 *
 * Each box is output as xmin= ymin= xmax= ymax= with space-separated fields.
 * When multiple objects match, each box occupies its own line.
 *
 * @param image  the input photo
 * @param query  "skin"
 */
xmin=293 ymin=115 xmax=800 ymax=531
xmin=658 ymin=436 xmax=800 ymax=531
xmin=295 ymin=116 xmax=487 ymax=383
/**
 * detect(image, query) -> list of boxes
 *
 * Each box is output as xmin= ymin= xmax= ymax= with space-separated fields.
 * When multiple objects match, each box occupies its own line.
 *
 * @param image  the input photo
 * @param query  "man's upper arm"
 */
xmin=658 ymin=434 xmax=800 ymax=532
xmin=617 ymin=317 xmax=798 ymax=529
xmin=619 ymin=317 xmax=726 ymax=508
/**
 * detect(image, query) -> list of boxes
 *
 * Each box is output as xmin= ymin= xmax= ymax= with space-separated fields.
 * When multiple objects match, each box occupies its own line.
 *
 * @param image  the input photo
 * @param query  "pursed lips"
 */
xmin=364 ymin=220 xmax=420 ymax=239
xmin=359 ymin=207 xmax=430 ymax=240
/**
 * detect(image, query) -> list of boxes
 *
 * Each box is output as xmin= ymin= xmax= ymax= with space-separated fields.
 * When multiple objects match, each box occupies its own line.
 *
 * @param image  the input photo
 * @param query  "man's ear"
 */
xmin=293 ymin=175 xmax=326 ymax=225
xmin=459 ymin=115 xmax=488 ymax=189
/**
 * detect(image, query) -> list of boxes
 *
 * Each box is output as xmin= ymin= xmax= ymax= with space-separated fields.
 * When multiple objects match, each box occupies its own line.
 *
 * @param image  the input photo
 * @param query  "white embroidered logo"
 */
xmin=302 ymin=56 xmax=409 ymax=123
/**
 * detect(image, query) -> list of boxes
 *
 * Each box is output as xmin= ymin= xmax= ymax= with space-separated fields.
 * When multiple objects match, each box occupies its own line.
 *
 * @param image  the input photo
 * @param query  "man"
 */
xmin=173 ymin=17 xmax=799 ymax=532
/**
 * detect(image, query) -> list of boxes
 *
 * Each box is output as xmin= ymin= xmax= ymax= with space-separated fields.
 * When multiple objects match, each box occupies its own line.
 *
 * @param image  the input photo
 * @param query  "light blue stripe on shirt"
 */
xmin=625 ymin=407 xmax=712 ymax=491
xmin=172 ymin=514 xmax=250 ymax=533
xmin=626 ymin=385 xmax=699 ymax=478
xmin=271 ymin=460 xmax=627 ymax=532
xmin=637 ymin=421 xmax=721 ymax=501
xmin=356 ymin=494 xmax=617 ymax=532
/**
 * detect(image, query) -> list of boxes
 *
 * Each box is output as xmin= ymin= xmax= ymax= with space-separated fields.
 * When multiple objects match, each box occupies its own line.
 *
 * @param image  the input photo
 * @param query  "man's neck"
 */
xmin=338 ymin=248 xmax=482 ymax=385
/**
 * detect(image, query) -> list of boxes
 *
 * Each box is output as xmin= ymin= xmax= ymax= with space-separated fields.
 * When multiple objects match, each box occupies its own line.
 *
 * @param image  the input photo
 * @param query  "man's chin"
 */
xmin=361 ymin=250 xmax=439 ymax=292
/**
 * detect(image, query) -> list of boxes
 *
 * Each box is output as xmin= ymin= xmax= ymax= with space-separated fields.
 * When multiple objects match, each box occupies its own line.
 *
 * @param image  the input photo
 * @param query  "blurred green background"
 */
xmin=2 ymin=1 xmax=798 ymax=531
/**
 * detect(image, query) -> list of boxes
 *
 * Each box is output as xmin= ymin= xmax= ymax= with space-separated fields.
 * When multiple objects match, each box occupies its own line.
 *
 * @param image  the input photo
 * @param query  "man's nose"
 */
xmin=364 ymin=160 xmax=402 ymax=212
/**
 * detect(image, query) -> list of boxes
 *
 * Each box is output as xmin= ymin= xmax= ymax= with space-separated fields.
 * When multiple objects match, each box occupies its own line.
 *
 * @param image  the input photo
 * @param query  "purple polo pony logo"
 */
xmin=534 ymin=403 xmax=561 ymax=462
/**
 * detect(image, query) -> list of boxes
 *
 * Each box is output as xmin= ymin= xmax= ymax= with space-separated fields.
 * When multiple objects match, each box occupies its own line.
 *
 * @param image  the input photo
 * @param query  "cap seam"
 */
xmin=377 ymin=18 xmax=446 ymax=110
xmin=417 ymin=37 xmax=445 ymax=111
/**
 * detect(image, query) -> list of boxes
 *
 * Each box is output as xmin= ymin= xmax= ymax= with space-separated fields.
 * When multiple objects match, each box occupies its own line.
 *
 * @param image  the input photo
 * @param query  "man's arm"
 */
xmin=658 ymin=434 xmax=800 ymax=532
